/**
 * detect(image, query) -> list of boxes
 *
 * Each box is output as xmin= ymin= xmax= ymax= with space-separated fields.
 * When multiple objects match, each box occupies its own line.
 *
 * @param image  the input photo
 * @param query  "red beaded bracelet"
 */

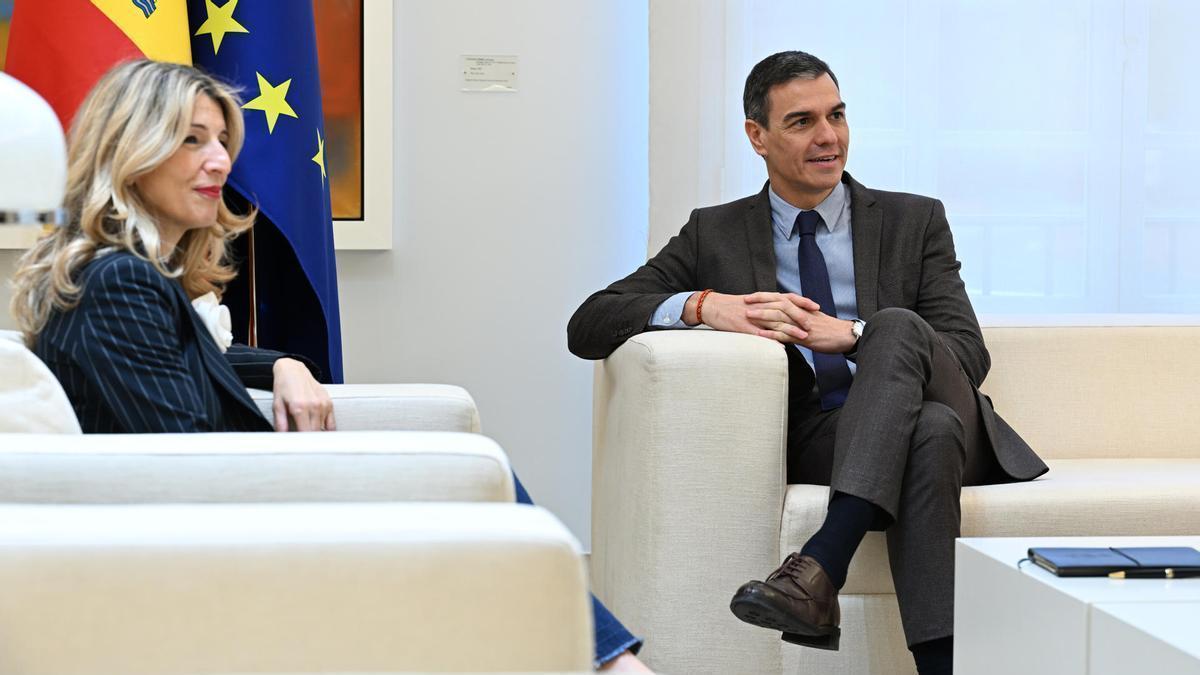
xmin=695 ymin=288 xmax=714 ymax=325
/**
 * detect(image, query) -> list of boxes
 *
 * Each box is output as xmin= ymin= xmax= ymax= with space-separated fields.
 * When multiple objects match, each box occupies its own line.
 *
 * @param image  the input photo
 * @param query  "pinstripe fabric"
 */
xmin=224 ymin=343 xmax=293 ymax=391
xmin=35 ymin=251 xmax=280 ymax=433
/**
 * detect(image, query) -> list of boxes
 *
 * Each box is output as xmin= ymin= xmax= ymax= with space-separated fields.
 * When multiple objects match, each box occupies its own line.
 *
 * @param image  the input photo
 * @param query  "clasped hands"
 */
xmin=686 ymin=291 xmax=857 ymax=354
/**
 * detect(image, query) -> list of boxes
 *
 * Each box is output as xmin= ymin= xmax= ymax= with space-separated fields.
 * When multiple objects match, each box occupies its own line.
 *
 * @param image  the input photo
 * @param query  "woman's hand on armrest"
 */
xmin=271 ymin=357 xmax=335 ymax=432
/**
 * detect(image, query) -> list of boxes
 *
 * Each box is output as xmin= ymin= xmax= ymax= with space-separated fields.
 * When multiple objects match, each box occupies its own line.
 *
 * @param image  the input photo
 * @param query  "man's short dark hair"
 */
xmin=743 ymin=51 xmax=839 ymax=128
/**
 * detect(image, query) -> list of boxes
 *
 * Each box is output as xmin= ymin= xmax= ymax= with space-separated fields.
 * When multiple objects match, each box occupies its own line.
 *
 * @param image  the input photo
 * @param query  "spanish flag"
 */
xmin=4 ymin=0 xmax=190 ymax=129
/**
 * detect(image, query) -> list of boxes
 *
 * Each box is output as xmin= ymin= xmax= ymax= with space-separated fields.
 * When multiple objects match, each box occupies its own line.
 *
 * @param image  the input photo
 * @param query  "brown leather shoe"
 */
xmin=729 ymin=553 xmax=841 ymax=651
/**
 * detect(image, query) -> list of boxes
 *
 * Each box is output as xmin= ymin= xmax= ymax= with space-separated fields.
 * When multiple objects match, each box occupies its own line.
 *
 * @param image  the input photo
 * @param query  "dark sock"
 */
xmin=798 ymin=491 xmax=880 ymax=589
xmin=911 ymin=636 xmax=953 ymax=675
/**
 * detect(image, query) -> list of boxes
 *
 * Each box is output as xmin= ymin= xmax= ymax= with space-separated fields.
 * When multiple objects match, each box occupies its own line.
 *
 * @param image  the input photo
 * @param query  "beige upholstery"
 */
xmin=981 ymin=327 xmax=1200 ymax=460
xmin=590 ymin=326 xmax=1200 ymax=675
xmin=591 ymin=331 xmax=786 ymax=674
xmin=249 ymin=384 xmax=483 ymax=433
xmin=0 ymin=502 xmax=593 ymax=674
xmin=0 ymin=431 xmax=514 ymax=504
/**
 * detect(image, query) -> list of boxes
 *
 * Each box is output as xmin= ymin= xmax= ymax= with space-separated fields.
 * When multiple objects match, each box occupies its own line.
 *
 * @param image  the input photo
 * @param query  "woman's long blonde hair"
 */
xmin=10 ymin=59 xmax=255 ymax=344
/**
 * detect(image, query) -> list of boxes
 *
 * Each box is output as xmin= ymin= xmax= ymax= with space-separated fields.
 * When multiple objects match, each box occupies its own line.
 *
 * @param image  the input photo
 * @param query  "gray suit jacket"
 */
xmin=568 ymin=173 xmax=1047 ymax=480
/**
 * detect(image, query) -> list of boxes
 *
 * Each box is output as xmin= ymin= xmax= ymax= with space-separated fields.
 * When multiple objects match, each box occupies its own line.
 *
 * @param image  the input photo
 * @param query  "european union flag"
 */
xmin=187 ymin=0 xmax=343 ymax=383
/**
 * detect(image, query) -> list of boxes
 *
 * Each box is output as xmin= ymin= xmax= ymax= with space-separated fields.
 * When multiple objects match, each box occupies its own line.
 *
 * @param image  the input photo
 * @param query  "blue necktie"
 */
xmin=796 ymin=210 xmax=853 ymax=410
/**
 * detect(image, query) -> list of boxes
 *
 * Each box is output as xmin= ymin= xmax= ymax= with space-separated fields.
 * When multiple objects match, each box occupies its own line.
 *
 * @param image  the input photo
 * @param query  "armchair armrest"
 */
xmin=590 ymin=330 xmax=789 ymax=674
xmin=249 ymin=384 xmax=481 ymax=432
xmin=0 ymin=430 xmax=514 ymax=503
xmin=0 ymin=502 xmax=592 ymax=673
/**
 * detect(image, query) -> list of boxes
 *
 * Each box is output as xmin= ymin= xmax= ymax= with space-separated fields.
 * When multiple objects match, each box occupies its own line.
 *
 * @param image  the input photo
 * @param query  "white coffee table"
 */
xmin=955 ymin=536 xmax=1200 ymax=675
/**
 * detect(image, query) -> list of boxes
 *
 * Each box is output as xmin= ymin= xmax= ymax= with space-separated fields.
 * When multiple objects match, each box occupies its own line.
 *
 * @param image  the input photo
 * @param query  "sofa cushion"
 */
xmin=782 ymin=458 xmax=1200 ymax=595
xmin=981 ymin=326 xmax=1200 ymax=460
xmin=0 ymin=329 xmax=81 ymax=434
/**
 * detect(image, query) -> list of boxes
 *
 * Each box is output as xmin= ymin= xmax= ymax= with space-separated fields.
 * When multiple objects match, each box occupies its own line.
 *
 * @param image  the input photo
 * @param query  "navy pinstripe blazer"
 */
xmin=35 ymin=250 xmax=305 ymax=433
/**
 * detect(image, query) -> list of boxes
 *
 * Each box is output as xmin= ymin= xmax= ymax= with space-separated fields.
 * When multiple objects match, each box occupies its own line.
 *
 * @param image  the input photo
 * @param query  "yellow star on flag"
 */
xmin=193 ymin=0 xmax=249 ymax=55
xmin=312 ymin=129 xmax=327 ymax=183
xmin=242 ymin=73 xmax=299 ymax=134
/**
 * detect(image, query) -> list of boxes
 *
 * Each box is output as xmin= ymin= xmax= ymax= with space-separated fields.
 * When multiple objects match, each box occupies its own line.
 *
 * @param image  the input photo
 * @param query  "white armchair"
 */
xmin=0 ymin=501 xmax=592 ymax=674
xmin=590 ymin=326 xmax=1200 ymax=675
xmin=0 ymin=329 xmax=596 ymax=672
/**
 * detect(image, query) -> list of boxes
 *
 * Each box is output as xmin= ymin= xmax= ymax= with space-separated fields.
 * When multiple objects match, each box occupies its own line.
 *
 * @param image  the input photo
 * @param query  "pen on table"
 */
xmin=1108 ymin=568 xmax=1200 ymax=579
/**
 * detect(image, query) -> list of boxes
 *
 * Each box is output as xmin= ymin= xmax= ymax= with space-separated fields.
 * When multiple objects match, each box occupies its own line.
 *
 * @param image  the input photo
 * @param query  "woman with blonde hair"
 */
xmin=10 ymin=59 xmax=649 ymax=671
xmin=11 ymin=58 xmax=331 ymax=432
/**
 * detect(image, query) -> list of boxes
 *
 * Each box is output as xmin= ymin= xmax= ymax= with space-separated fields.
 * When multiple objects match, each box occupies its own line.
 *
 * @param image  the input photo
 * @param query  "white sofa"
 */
xmin=589 ymin=326 xmax=1200 ymax=675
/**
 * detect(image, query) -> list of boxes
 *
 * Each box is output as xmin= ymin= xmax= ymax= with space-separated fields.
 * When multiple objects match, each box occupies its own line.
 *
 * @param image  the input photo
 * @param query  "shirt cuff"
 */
xmin=648 ymin=291 xmax=695 ymax=328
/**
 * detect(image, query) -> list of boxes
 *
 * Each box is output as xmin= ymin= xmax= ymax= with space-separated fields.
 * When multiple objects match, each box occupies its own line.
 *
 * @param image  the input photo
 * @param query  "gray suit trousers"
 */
xmin=787 ymin=307 xmax=1007 ymax=647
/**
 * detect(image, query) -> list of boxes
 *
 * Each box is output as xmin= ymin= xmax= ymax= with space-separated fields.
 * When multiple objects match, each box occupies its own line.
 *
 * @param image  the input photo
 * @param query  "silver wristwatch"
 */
xmin=850 ymin=319 xmax=866 ymax=343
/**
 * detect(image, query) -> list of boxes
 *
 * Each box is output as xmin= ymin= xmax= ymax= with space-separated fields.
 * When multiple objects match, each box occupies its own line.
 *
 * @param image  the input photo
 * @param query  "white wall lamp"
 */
xmin=0 ymin=72 xmax=66 ymax=227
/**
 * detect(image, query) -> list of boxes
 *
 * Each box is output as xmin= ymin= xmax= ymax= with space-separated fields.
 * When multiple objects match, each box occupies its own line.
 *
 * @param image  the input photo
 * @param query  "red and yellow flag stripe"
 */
xmin=5 ymin=0 xmax=190 ymax=130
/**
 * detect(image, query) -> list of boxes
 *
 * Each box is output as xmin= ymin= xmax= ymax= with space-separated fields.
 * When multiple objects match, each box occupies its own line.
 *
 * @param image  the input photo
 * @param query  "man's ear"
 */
xmin=744 ymin=119 xmax=768 ymax=158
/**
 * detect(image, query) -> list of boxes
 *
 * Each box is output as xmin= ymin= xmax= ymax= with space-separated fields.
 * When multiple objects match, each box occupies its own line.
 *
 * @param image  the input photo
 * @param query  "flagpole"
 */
xmin=246 ymin=227 xmax=258 ymax=347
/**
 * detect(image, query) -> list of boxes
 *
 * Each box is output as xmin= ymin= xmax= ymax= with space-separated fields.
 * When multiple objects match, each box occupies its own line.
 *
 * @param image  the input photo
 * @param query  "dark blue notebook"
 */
xmin=1027 ymin=546 xmax=1200 ymax=577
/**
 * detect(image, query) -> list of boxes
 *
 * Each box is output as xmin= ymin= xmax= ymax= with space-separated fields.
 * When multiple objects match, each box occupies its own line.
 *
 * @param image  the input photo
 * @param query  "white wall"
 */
xmin=1 ymin=1 xmax=650 ymax=547
xmin=648 ymin=0 xmax=726 ymax=253
xmin=336 ymin=1 xmax=648 ymax=545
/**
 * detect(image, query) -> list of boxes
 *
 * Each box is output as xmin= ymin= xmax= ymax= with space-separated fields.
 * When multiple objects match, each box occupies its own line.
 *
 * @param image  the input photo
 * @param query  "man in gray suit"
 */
xmin=567 ymin=51 xmax=1047 ymax=675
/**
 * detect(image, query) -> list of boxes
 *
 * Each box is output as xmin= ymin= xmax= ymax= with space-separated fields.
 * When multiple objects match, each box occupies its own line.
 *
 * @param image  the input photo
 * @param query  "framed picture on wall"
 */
xmin=321 ymin=0 xmax=392 ymax=250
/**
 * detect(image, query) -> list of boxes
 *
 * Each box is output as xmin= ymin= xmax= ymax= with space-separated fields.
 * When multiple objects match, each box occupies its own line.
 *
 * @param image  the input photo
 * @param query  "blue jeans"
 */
xmin=513 ymin=473 xmax=642 ymax=667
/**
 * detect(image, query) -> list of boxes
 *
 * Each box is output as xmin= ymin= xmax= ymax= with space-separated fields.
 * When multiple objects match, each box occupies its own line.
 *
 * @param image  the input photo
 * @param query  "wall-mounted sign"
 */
xmin=461 ymin=55 xmax=518 ymax=92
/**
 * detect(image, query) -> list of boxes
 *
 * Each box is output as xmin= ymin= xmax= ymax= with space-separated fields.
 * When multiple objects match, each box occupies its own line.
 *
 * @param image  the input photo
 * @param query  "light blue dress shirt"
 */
xmin=650 ymin=181 xmax=859 ymax=374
